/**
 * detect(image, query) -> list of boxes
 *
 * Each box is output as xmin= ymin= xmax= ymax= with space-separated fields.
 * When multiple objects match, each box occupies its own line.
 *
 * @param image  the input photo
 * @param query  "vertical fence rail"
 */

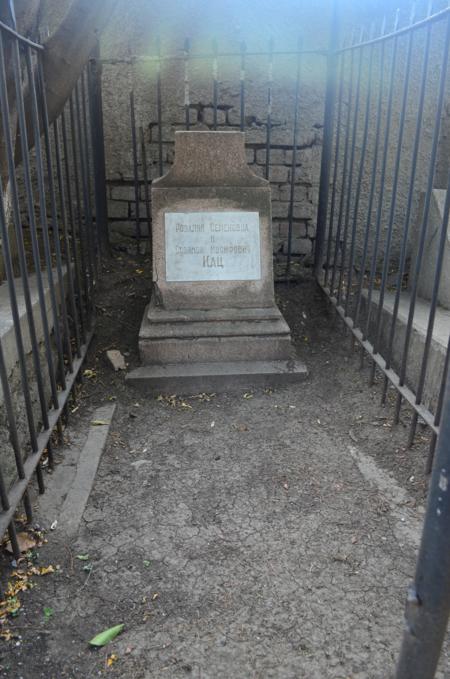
xmin=0 ymin=17 xmax=99 ymax=556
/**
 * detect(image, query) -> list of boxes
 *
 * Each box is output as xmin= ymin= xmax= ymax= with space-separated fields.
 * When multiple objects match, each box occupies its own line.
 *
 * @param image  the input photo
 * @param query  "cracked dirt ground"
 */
xmin=1 ymin=256 xmax=449 ymax=679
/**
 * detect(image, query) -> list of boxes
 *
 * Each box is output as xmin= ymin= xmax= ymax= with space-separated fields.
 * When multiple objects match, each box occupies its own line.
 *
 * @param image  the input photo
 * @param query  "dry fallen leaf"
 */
xmin=91 ymin=420 xmax=110 ymax=426
xmin=5 ymin=532 xmax=36 ymax=554
xmin=107 ymin=654 xmax=119 ymax=667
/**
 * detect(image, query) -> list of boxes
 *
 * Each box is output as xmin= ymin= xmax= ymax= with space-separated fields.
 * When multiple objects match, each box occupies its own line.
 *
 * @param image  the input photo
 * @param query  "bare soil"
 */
xmin=1 ymin=254 xmax=446 ymax=679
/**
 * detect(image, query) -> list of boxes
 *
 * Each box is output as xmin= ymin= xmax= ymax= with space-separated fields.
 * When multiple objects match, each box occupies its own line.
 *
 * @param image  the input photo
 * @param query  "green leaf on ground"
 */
xmin=89 ymin=623 xmax=124 ymax=647
xmin=76 ymin=554 xmax=90 ymax=561
xmin=143 ymin=560 xmax=151 ymax=568
xmin=43 ymin=607 xmax=53 ymax=621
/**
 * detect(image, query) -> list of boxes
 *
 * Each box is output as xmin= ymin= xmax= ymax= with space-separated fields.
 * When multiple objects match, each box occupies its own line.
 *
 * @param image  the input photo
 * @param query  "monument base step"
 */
xmin=126 ymin=359 xmax=308 ymax=395
xmin=139 ymin=301 xmax=295 ymax=364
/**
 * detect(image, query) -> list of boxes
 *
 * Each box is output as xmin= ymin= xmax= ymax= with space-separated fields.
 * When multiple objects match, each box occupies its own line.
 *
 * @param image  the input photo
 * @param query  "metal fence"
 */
xmin=101 ymin=40 xmax=328 ymax=266
xmin=315 ymin=4 xmax=450 ymax=469
xmin=314 ymin=8 xmax=450 ymax=674
xmin=0 ymin=16 xmax=104 ymax=558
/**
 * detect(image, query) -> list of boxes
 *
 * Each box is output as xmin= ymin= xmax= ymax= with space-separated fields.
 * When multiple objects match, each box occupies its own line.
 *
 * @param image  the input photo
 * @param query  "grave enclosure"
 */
xmin=2 ymin=2 xmax=450 ymax=675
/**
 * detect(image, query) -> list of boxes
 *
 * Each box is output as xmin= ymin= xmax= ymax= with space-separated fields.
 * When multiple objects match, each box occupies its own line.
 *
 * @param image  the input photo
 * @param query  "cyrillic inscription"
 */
xmin=165 ymin=211 xmax=261 ymax=282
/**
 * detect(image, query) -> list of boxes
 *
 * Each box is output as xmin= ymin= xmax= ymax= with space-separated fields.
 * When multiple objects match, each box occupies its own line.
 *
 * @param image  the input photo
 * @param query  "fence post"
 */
xmin=395 ymin=365 xmax=450 ymax=678
xmin=314 ymin=0 xmax=339 ymax=278
xmin=88 ymin=39 xmax=110 ymax=256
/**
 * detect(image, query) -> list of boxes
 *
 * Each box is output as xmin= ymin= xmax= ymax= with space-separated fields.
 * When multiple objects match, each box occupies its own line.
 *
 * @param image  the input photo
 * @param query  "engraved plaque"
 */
xmin=165 ymin=211 xmax=261 ymax=282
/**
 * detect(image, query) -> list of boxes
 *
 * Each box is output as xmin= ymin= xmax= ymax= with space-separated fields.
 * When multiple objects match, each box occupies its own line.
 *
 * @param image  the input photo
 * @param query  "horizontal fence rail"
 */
xmin=0 ymin=17 xmax=103 ymax=557
xmin=315 ymin=5 xmax=450 ymax=468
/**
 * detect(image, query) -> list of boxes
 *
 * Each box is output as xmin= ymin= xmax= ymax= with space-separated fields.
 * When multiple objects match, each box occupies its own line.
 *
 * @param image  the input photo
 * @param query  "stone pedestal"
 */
xmin=127 ymin=131 xmax=306 ymax=393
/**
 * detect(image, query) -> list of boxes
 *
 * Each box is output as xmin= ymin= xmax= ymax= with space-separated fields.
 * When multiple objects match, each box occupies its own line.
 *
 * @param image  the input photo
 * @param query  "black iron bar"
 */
xmin=184 ymin=38 xmax=190 ymax=130
xmin=0 ymin=355 xmax=10 ymax=506
xmin=139 ymin=126 xmax=152 ymax=257
xmin=362 ymin=13 xmax=400 ymax=351
xmin=394 ymin=13 xmax=450 ymax=425
xmin=80 ymin=72 xmax=97 ymax=276
xmin=323 ymin=43 xmax=346 ymax=288
xmin=343 ymin=26 xmax=377 ymax=317
xmin=0 ymin=31 xmax=50 ymax=433
xmin=315 ymin=0 xmax=339 ymax=279
xmin=130 ymin=91 xmax=141 ymax=249
xmin=426 ymin=336 xmax=450 ymax=474
xmin=88 ymin=43 xmax=110 ymax=256
xmin=45 ymin=438 xmax=55 ymax=472
xmin=336 ymin=28 xmax=366 ymax=307
xmin=53 ymin=116 xmax=82 ymax=358
xmin=329 ymin=30 xmax=358 ymax=295
xmin=370 ymin=9 xmax=415 ymax=386
xmin=70 ymin=92 xmax=91 ymax=318
xmin=265 ymin=38 xmax=274 ymax=180
xmin=63 ymin=104 xmax=87 ymax=343
xmin=25 ymin=45 xmax=67 ymax=391
xmin=286 ymin=39 xmax=302 ymax=280
xmin=35 ymin=462 xmax=45 ymax=495
xmin=8 ymin=523 xmax=20 ymax=561
xmin=240 ymin=41 xmax=246 ymax=132
xmin=74 ymin=82 xmax=95 ymax=308
xmin=156 ymin=37 xmax=163 ymax=176
xmin=381 ymin=12 xmax=433 ymax=406
xmin=0 ymin=19 xmax=43 ymax=49
xmin=337 ymin=5 xmax=450 ymax=54
xmin=212 ymin=39 xmax=218 ymax=130
xmin=395 ymin=363 xmax=450 ymax=679
xmin=36 ymin=54 xmax=74 ymax=375
xmin=352 ymin=20 xmax=387 ymax=329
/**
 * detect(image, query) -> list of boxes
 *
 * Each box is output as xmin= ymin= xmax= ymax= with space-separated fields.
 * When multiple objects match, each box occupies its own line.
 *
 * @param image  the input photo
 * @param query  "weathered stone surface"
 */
xmin=203 ymin=108 xmax=227 ymax=126
xmin=154 ymin=131 xmax=267 ymax=188
xmin=283 ymin=237 xmax=312 ymax=256
xmin=106 ymin=349 xmax=127 ymax=371
xmin=110 ymin=185 xmax=138 ymax=201
xmin=151 ymin=132 xmax=275 ymax=310
xmin=126 ymin=359 xmax=308 ymax=394
xmin=409 ymin=189 xmax=450 ymax=310
xmin=108 ymin=201 xmax=130 ymax=219
xmin=135 ymin=130 xmax=306 ymax=390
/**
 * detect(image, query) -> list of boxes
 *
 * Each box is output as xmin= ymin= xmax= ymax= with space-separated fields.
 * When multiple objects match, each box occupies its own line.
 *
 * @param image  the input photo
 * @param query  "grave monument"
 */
xmin=127 ymin=131 xmax=307 ymax=393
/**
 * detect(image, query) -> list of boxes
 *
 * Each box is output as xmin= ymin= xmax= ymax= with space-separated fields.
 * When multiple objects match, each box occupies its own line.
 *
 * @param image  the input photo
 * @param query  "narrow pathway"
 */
xmin=1 ymin=258 xmax=447 ymax=679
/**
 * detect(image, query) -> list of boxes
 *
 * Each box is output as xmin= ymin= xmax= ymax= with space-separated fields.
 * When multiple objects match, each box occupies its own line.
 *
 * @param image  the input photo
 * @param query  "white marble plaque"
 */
xmin=165 ymin=211 xmax=261 ymax=282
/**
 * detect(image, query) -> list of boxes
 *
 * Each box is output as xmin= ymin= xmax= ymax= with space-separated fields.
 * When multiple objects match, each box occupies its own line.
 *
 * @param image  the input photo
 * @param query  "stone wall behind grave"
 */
xmin=98 ymin=0 xmax=352 ymax=262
